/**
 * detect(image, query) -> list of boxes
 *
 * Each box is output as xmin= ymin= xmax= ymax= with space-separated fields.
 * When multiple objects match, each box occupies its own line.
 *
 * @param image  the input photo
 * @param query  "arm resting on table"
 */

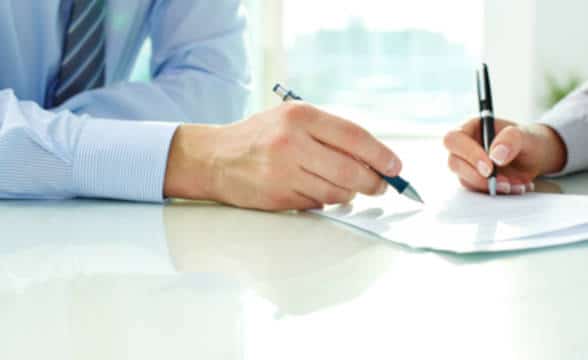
xmin=0 ymin=89 xmax=178 ymax=202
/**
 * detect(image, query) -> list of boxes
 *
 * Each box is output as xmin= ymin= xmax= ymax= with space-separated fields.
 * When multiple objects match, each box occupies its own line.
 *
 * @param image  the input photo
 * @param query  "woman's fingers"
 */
xmin=444 ymin=130 xmax=494 ymax=178
xmin=445 ymin=119 xmax=538 ymax=197
xmin=445 ymin=120 xmax=525 ymax=173
xmin=489 ymin=126 xmax=524 ymax=167
xmin=448 ymin=155 xmax=489 ymax=192
xmin=448 ymin=155 xmax=530 ymax=195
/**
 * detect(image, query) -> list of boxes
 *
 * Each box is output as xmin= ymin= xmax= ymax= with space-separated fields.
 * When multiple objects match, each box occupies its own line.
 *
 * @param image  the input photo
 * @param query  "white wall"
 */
xmin=535 ymin=0 xmax=588 ymax=114
xmin=484 ymin=0 xmax=588 ymax=122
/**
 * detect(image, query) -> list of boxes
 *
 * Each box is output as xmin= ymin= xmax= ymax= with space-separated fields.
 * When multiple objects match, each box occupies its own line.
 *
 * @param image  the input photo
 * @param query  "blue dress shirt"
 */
xmin=0 ymin=0 xmax=250 ymax=202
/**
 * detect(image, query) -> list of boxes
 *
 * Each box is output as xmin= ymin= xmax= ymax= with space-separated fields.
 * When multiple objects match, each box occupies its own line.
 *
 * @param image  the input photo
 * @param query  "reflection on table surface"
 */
xmin=1 ymin=140 xmax=588 ymax=359
xmin=164 ymin=202 xmax=398 ymax=316
xmin=0 ymin=199 xmax=400 ymax=359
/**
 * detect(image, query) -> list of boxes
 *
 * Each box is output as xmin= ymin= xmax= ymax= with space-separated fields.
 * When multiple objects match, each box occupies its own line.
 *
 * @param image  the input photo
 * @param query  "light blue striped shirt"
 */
xmin=0 ymin=0 xmax=250 ymax=202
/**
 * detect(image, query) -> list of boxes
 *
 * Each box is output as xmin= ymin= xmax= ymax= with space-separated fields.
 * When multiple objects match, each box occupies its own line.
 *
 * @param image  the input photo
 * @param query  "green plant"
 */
xmin=543 ymin=73 xmax=583 ymax=109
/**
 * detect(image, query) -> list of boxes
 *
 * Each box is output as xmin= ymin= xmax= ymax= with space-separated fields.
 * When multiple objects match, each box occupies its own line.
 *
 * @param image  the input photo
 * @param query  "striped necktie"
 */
xmin=53 ymin=0 xmax=106 ymax=107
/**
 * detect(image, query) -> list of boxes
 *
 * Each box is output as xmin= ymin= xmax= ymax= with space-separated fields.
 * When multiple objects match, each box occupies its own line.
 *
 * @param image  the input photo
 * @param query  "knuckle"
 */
xmin=258 ymin=164 xmax=283 ymax=184
xmin=281 ymin=102 xmax=313 ymax=126
xmin=267 ymin=132 xmax=291 ymax=152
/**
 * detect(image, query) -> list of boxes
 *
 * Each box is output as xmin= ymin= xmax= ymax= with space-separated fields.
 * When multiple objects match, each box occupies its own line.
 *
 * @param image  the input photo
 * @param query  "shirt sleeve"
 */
xmin=540 ymin=82 xmax=588 ymax=176
xmin=55 ymin=0 xmax=251 ymax=124
xmin=0 ymin=89 xmax=178 ymax=202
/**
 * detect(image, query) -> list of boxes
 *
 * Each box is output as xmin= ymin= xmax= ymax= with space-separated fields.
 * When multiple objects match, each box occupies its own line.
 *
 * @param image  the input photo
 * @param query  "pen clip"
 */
xmin=477 ymin=63 xmax=493 ymax=111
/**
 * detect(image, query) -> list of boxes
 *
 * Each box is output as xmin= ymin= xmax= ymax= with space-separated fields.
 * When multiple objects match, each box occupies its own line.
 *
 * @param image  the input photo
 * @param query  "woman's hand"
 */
xmin=443 ymin=118 xmax=567 ymax=195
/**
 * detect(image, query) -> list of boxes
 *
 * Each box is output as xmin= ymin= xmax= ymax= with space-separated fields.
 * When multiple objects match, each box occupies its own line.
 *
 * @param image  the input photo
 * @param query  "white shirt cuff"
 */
xmin=540 ymin=85 xmax=588 ymax=177
xmin=72 ymin=118 xmax=179 ymax=202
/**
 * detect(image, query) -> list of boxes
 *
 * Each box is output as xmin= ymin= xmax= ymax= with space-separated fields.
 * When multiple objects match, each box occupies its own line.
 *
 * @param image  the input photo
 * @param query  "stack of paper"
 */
xmin=311 ymin=190 xmax=588 ymax=253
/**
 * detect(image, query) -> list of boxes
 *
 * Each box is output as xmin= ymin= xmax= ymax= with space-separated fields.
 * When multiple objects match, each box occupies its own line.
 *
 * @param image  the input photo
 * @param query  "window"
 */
xmin=132 ymin=0 xmax=484 ymax=136
xmin=130 ymin=40 xmax=151 ymax=83
xmin=281 ymin=0 xmax=483 ymax=136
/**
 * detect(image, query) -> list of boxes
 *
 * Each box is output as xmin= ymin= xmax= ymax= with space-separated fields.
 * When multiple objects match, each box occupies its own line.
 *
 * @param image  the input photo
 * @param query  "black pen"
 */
xmin=273 ymin=84 xmax=424 ymax=204
xmin=476 ymin=64 xmax=497 ymax=196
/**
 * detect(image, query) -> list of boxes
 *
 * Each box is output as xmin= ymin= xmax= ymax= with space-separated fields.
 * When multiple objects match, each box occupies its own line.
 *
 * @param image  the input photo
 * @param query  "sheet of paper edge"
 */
xmin=309 ymin=210 xmax=588 ymax=254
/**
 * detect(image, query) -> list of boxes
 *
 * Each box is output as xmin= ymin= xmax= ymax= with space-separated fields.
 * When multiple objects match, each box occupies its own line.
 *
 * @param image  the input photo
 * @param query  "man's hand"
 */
xmin=443 ymin=118 xmax=568 ymax=195
xmin=164 ymin=102 xmax=402 ymax=210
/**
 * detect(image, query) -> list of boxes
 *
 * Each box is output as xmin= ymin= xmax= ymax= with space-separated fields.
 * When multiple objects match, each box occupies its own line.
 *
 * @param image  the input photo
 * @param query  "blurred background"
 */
xmin=131 ymin=0 xmax=588 ymax=138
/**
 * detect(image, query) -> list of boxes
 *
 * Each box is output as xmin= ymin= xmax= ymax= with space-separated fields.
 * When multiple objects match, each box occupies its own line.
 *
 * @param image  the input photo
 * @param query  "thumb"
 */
xmin=489 ymin=125 xmax=524 ymax=167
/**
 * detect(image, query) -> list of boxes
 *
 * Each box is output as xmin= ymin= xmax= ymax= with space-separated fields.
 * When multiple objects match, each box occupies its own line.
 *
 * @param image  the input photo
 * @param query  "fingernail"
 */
xmin=497 ymin=182 xmax=511 ymax=194
xmin=377 ymin=182 xmax=388 ymax=196
xmin=490 ymin=145 xmax=510 ymax=166
xmin=526 ymin=182 xmax=536 ymax=192
xmin=386 ymin=159 xmax=398 ymax=176
xmin=477 ymin=161 xmax=492 ymax=178
xmin=512 ymin=184 xmax=526 ymax=195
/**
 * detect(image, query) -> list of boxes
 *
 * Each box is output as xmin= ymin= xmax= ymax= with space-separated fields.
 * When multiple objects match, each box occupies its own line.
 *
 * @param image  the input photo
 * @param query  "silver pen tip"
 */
xmin=488 ymin=177 xmax=497 ymax=196
xmin=403 ymin=185 xmax=425 ymax=204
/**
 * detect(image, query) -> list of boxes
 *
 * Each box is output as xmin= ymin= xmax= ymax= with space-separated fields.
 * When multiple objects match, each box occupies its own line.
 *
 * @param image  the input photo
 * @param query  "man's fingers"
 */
xmin=267 ymin=191 xmax=323 ymax=211
xmin=489 ymin=126 xmax=524 ymax=167
xmin=300 ymin=136 xmax=387 ymax=196
xmin=444 ymin=130 xmax=494 ymax=178
xmin=295 ymin=169 xmax=355 ymax=205
xmin=301 ymin=108 xmax=402 ymax=177
xmin=291 ymin=192 xmax=323 ymax=210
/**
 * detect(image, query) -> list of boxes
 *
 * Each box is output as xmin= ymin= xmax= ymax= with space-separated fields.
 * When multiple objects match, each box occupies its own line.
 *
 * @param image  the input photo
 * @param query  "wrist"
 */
xmin=535 ymin=124 xmax=568 ymax=175
xmin=163 ymin=124 xmax=222 ymax=200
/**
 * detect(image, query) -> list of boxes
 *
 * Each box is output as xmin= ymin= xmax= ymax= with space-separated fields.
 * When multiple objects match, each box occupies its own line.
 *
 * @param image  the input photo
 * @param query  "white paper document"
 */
xmin=311 ymin=189 xmax=588 ymax=253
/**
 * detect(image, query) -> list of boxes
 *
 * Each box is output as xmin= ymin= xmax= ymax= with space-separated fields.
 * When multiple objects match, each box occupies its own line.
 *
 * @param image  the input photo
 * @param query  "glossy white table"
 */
xmin=2 ymin=140 xmax=588 ymax=360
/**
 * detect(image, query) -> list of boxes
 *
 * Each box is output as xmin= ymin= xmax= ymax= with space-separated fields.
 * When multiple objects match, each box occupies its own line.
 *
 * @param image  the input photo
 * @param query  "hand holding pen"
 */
xmin=173 ymin=85 xmax=411 ymax=211
xmin=443 ymin=64 xmax=567 ymax=195
xmin=476 ymin=64 xmax=498 ymax=196
xmin=274 ymin=84 xmax=423 ymax=203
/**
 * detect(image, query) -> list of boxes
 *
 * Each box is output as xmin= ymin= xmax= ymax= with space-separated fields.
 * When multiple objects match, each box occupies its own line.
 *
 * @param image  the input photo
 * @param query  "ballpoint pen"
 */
xmin=476 ymin=64 xmax=497 ymax=196
xmin=273 ymin=83 xmax=424 ymax=204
